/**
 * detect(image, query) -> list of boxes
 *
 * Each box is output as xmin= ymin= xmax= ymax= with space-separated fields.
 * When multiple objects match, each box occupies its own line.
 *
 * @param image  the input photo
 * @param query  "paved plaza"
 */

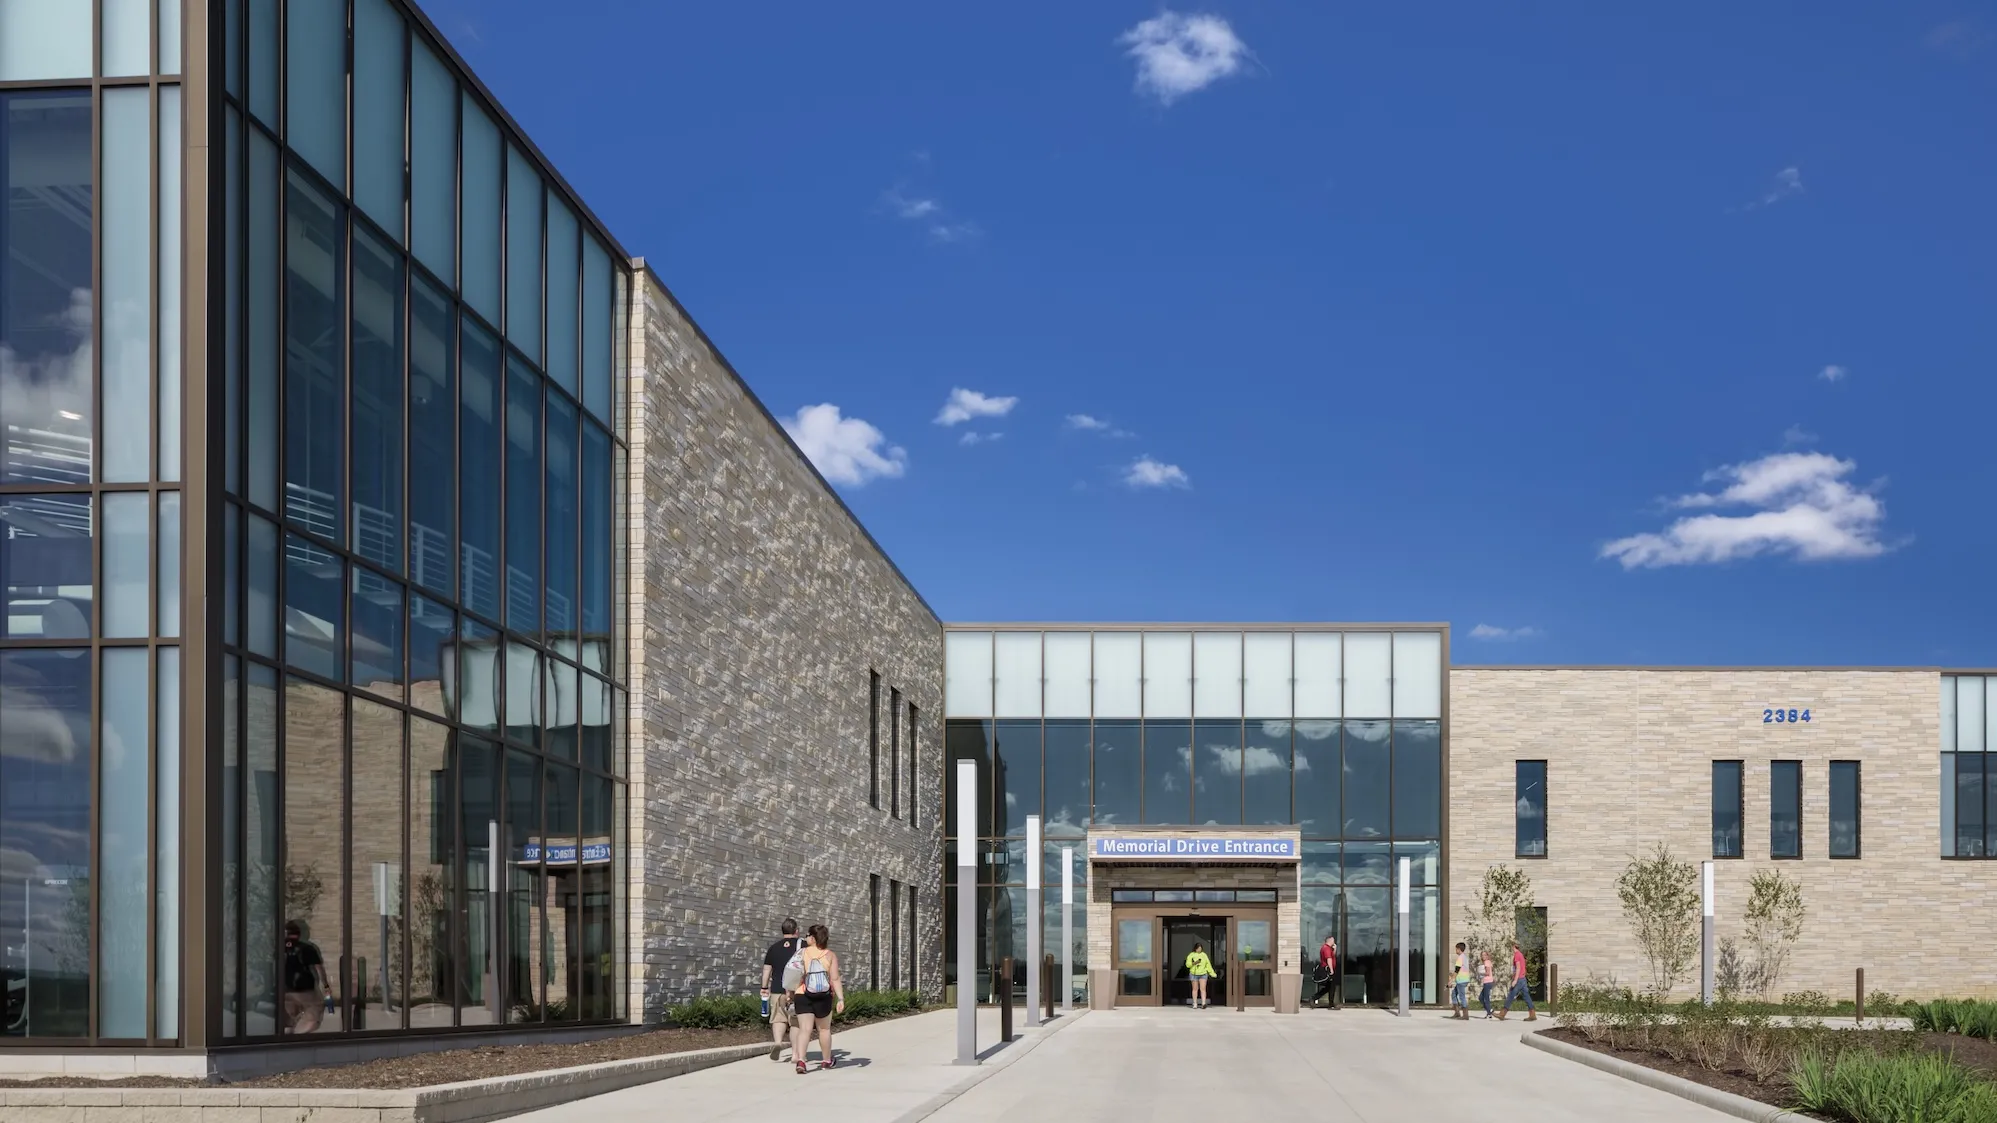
xmin=508 ymin=1005 xmax=1741 ymax=1123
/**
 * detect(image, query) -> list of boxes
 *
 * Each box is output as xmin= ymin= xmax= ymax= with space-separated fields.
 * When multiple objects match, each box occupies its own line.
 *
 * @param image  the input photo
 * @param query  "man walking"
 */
xmin=1450 ymin=942 xmax=1471 ymax=1019
xmin=759 ymin=918 xmax=803 ymax=1060
xmin=1497 ymin=939 xmax=1537 ymax=1021
xmin=1315 ymin=934 xmax=1338 ymax=1009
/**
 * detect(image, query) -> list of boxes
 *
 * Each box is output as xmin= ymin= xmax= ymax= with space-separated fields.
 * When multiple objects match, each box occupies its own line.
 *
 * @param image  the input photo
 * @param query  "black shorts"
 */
xmin=793 ymin=992 xmax=835 ymax=1019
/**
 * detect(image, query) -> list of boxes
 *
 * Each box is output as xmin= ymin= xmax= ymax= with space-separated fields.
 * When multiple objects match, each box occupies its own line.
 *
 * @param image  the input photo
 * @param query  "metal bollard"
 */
xmin=999 ymin=957 xmax=1014 ymax=1042
xmin=1043 ymin=955 xmax=1055 ymax=1020
xmin=1856 ymin=968 xmax=1865 ymax=1025
xmin=1549 ymin=963 xmax=1558 ymax=1016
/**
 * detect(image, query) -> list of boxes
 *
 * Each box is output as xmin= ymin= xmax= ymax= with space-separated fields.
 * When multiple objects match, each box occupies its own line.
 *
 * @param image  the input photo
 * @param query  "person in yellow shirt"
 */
xmin=1184 ymin=942 xmax=1217 ymax=1010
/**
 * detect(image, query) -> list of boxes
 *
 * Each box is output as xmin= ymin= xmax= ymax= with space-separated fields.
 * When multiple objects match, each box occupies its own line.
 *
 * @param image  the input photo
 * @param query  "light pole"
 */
xmin=1025 ymin=815 xmax=1042 ymax=1027
xmin=955 ymin=759 xmax=977 ymax=1065
xmin=1701 ymin=861 xmax=1715 ymax=1006
xmin=1060 ymin=846 xmax=1073 ymax=1013
xmin=1397 ymin=856 xmax=1411 ymax=1017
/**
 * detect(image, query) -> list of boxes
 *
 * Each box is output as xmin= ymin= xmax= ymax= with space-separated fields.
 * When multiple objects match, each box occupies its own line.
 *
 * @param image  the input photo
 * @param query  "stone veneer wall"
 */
xmin=1449 ymin=668 xmax=1995 ymax=1001
xmin=623 ymin=265 xmax=944 ymax=1020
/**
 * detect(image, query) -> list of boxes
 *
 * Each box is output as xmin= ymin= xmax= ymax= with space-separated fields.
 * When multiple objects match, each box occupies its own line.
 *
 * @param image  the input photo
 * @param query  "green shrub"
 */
xmin=1790 ymin=1047 xmax=1997 ymax=1123
xmin=1782 ymin=990 xmax=1834 ymax=1017
xmin=842 ymin=988 xmax=923 ymax=1020
xmin=1911 ymin=999 xmax=1997 ymax=1041
xmin=666 ymin=994 xmax=764 ymax=1029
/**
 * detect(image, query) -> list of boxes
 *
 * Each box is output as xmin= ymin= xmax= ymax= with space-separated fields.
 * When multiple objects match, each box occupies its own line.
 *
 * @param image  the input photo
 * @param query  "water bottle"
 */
xmin=760 ymin=994 xmax=770 ymax=1019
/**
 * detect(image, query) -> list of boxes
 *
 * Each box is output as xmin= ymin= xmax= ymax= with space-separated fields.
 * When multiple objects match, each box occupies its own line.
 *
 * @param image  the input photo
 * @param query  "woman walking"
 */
xmin=1184 ymin=942 xmax=1217 ymax=1010
xmin=788 ymin=924 xmax=846 ymax=1072
xmin=1477 ymin=949 xmax=1497 ymax=1019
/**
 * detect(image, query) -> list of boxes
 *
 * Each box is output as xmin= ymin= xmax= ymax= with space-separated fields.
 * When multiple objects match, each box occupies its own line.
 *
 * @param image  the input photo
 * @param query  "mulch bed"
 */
xmin=0 ymin=1016 xmax=925 ymax=1090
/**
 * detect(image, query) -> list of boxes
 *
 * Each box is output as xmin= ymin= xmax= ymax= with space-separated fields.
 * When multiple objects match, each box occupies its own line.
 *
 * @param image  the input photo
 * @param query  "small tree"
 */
xmin=1742 ymin=869 xmax=1805 ymax=999
xmin=1463 ymin=865 xmax=1548 ymax=986
xmin=1615 ymin=843 xmax=1700 ymax=997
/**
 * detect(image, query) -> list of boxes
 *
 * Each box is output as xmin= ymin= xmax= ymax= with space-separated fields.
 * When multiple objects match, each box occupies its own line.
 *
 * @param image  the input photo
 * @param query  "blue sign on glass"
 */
xmin=520 ymin=842 xmax=612 ymax=865
xmin=1092 ymin=836 xmax=1298 ymax=860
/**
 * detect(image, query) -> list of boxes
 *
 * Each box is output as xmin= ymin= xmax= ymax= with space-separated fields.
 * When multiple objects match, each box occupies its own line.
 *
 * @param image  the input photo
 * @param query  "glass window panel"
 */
xmin=224 ymin=104 xmax=241 ymax=495
xmin=945 ymin=631 xmax=993 ymax=718
xmin=1041 ymin=632 xmax=1090 ymax=718
xmin=504 ymin=146 xmax=543 ymax=359
xmin=1193 ymin=719 xmax=1242 ymax=825
xmin=943 ymin=719 xmax=993 ymax=838
xmin=1091 ymin=718 xmax=1139 ymax=827
xmin=284 ymin=533 xmax=343 ymax=680
xmin=285 ymin=0 xmax=346 ymax=183
xmin=1771 ymin=759 xmax=1801 ymax=858
xmin=99 ymin=647 xmax=150 ymax=1037
xmin=284 ymin=677 xmax=346 ymax=1033
xmin=1244 ymin=719 xmax=1291 ymax=825
xmin=247 ymin=512 xmax=278 ymax=656
xmin=545 ymin=194 xmax=579 ymax=393
xmin=159 ymin=492 xmax=180 ymax=636
xmin=1 ymin=91 xmax=93 ymax=486
xmin=1392 ymin=632 xmax=1443 ymax=719
xmin=460 ymin=98 xmax=502 ymax=324
xmin=0 ymin=651 xmax=91 ymax=1037
xmin=1091 ymin=632 xmax=1141 ymax=719
xmin=504 ymin=359 xmax=542 ymax=634
xmin=503 ymin=640 xmax=540 ymax=744
xmin=1959 ymin=675 xmax=1985 ymax=754
xmin=350 ymin=697 xmax=402 ymax=1029
xmin=459 ymin=324 xmax=502 ymax=619
xmin=353 ymin=0 xmax=405 ymax=240
xmin=459 ymin=618 xmax=498 ymax=734
xmin=248 ymin=128 xmax=280 ymax=509
xmin=101 ymin=491 xmax=150 ymax=638
xmin=408 ymin=717 xmax=455 ymax=1026
xmin=544 ymin=657 xmax=578 ymax=760
xmin=1193 ymin=632 xmax=1242 ymax=718
xmin=545 ymin=395 xmax=579 ymax=641
xmin=155 ymin=646 xmax=179 ymax=1038
xmin=1142 ymin=720 xmax=1191 ymax=824
xmin=1142 ymin=632 xmax=1191 ymax=719
xmin=1941 ymin=677 xmax=1956 ymax=754
xmin=1342 ymin=719 xmax=1391 ymax=839
xmin=1988 ymin=678 xmax=1997 ymax=760
xmin=1344 ymin=840 xmax=1392 ymax=884
xmin=1 ymin=494 xmax=93 ymax=639
xmin=1043 ymin=719 xmax=1089 ymax=836
xmin=1292 ymin=719 xmax=1340 ymax=837
xmin=580 ymin=422 xmax=611 ymax=642
xmin=503 ymin=749 xmax=541 ymax=1020
xmin=1515 ymin=760 xmax=1547 ymax=857
xmin=1344 ymin=633 xmax=1391 ymax=718
xmin=1293 ymin=633 xmax=1341 ymax=718
xmin=158 ymin=85 xmax=182 ymax=481
xmin=226 ymin=0 xmax=241 ymax=93
xmin=993 ymin=632 xmax=1041 ymax=718
xmin=408 ymin=593 xmax=453 ymax=718
xmin=243 ymin=663 xmax=278 ymax=1031
xmin=224 ymin=503 xmax=240 ymax=645
xmin=458 ymin=735 xmax=498 ymax=1022
xmin=1829 ymin=760 xmax=1859 ymax=858
xmin=1942 ymin=752 xmax=1956 ymax=858
xmin=1712 ymin=760 xmax=1744 ymax=858
xmin=248 ymin=0 xmax=277 ymax=125
xmin=103 ymin=0 xmax=151 ymax=76
xmin=285 ymin=170 xmax=345 ymax=542
xmin=541 ymin=761 xmax=579 ymax=1020
xmin=581 ymin=237 xmax=610 ymax=422
xmin=585 ymin=681 xmax=615 ymax=775
xmin=352 ymin=566 xmax=404 ymax=699
xmin=995 ymin=719 xmax=1040 ymax=836
xmin=1391 ymin=720 xmax=1441 ymax=840
xmin=1955 ymin=754 xmax=1985 ymax=857
xmin=1243 ymin=633 xmax=1291 ymax=718
xmin=158 ymin=0 xmax=181 ymax=73
xmin=1300 ymin=840 xmax=1339 ymax=883
xmin=409 ymin=278 xmax=455 ymax=597
xmin=102 ymin=88 xmax=151 ymax=482
xmin=410 ymin=38 xmax=456 ymax=284
xmin=0 ymin=0 xmax=91 ymax=79
xmin=353 ymin=227 xmax=404 ymax=571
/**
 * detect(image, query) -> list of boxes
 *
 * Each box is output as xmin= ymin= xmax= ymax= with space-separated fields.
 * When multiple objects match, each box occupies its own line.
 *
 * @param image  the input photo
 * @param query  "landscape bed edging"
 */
xmin=1521 ymin=1029 xmax=1805 ymax=1123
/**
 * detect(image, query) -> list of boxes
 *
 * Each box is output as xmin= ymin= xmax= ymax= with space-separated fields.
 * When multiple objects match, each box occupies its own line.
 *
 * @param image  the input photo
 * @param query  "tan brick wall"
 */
xmin=1447 ymin=668 xmax=1995 ymax=1001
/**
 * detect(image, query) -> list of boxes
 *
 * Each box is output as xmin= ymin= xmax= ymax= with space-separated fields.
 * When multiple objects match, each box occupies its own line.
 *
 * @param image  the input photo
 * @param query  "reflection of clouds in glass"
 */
xmin=1515 ymin=796 xmax=1542 ymax=818
xmin=1346 ymin=720 xmax=1390 ymax=743
xmin=1 ymin=290 xmax=95 ymax=471
xmin=1295 ymin=720 xmax=1338 ymax=741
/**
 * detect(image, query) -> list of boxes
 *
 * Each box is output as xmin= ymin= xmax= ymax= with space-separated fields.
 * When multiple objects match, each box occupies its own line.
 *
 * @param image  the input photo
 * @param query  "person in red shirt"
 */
xmin=1498 ymin=939 xmax=1537 ymax=1021
xmin=1315 ymin=934 xmax=1338 ymax=1009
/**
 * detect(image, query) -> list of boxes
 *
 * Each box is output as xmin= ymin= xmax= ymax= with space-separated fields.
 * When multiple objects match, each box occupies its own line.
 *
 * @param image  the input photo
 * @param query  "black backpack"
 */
xmin=284 ymin=944 xmax=318 ymax=992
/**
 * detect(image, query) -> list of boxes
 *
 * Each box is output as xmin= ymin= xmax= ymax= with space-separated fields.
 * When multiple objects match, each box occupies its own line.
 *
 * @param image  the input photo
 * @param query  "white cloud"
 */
xmin=885 ymin=190 xmax=939 ymax=220
xmin=1124 ymin=456 xmax=1190 ymax=489
xmin=1600 ymin=451 xmax=1890 ymax=569
xmin=1118 ymin=12 xmax=1251 ymax=106
xmin=1782 ymin=424 xmax=1818 ymax=446
xmin=1818 ymin=364 xmax=1848 ymax=383
xmin=881 ymin=185 xmax=981 ymax=245
xmin=1065 ymin=413 xmax=1134 ymax=438
xmin=1738 ymin=166 xmax=1804 ymax=211
xmin=958 ymin=431 xmax=1004 ymax=446
xmin=1468 ymin=624 xmax=1543 ymax=641
xmin=934 ymin=387 xmax=1018 ymax=426
xmin=780 ymin=403 xmax=908 ymax=486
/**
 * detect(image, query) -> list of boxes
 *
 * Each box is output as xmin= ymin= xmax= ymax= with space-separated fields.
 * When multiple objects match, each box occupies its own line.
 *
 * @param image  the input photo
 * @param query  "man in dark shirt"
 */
xmin=759 ymin=918 xmax=801 ymax=1060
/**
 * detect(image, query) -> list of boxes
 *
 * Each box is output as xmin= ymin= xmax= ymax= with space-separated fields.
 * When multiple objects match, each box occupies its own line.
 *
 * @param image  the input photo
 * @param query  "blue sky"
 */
xmin=431 ymin=1 xmax=1997 ymax=665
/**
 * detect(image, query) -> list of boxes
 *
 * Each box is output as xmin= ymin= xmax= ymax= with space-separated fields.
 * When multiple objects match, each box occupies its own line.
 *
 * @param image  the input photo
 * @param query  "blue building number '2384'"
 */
xmin=1763 ymin=708 xmax=1811 ymax=724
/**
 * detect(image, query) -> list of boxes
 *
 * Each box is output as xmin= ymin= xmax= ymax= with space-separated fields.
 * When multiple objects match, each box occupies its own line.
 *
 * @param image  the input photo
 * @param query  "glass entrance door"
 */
xmin=1234 ymin=914 xmax=1274 ymax=1007
xmin=1114 ymin=915 xmax=1154 ymax=1003
xmin=1163 ymin=918 xmax=1225 ymax=1007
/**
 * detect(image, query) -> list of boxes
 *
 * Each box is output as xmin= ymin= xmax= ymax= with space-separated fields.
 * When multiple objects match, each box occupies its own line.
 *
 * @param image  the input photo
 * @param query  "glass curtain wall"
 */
xmin=942 ymin=629 xmax=1446 ymax=1004
xmin=0 ymin=0 xmax=184 ymax=1044
xmin=1941 ymin=675 xmax=1994 ymax=859
xmin=213 ymin=0 xmax=630 ymax=1041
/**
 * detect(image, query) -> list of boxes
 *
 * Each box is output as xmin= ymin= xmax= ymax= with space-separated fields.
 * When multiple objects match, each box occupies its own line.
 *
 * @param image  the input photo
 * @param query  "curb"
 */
xmin=890 ymin=1010 xmax=1089 ymax=1123
xmin=1520 ymin=1030 xmax=1804 ymax=1123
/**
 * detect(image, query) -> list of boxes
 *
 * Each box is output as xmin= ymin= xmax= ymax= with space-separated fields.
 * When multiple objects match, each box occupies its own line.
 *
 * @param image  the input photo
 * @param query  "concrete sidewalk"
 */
xmin=506 ymin=1007 xmax=1075 ymax=1123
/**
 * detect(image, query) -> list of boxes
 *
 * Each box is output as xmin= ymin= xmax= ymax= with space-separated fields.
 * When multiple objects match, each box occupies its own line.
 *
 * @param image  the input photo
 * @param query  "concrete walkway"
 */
xmin=929 ymin=1007 xmax=1741 ymax=1123
xmin=506 ymin=1007 xmax=1071 ymax=1123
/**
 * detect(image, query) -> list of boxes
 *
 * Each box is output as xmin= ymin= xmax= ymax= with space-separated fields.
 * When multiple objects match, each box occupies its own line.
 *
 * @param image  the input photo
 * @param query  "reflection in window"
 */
xmin=1343 ymin=720 xmax=1391 ymax=839
xmin=285 ymin=171 xmax=345 ymax=543
xmin=352 ymin=227 xmax=404 ymax=572
xmin=1142 ymin=721 xmax=1191 ymax=824
xmin=352 ymin=0 xmax=406 ymax=239
xmin=1712 ymin=760 xmax=1744 ymax=858
xmin=1 ymin=494 xmax=93 ymax=638
xmin=459 ymin=97 xmax=502 ymax=325
xmin=1291 ymin=720 xmax=1340 ymax=837
xmin=1390 ymin=720 xmax=1440 ymax=839
xmin=580 ymin=423 xmax=611 ymax=639
xmin=350 ymin=698 xmax=402 ymax=1028
xmin=1193 ymin=720 xmax=1242 ymax=826
xmin=351 ymin=567 xmax=404 ymax=699
xmin=101 ymin=492 xmax=150 ymax=638
xmin=408 ymin=718 xmax=455 ymax=1024
xmin=408 ymin=593 xmax=454 ymax=719
xmin=542 ymin=762 xmax=578 ymax=1021
xmin=1243 ymin=719 xmax=1291 ymax=825
xmin=1042 ymin=720 xmax=1090 ymax=837
xmin=1 ymin=92 xmax=94 ymax=485
xmin=458 ymin=736 xmax=499 ymax=1024
xmin=0 ymin=649 xmax=92 ymax=1036
xmin=100 ymin=88 xmax=150 ymax=483
xmin=283 ymin=677 xmax=346 ymax=1034
xmin=1515 ymin=760 xmax=1547 ymax=857
xmin=504 ymin=359 xmax=541 ymax=634
xmin=459 ymin=325 xmax=502 ymax=620
xmin=99 ymin=648 xmax=150 ymax=1037
xmin=504 ymin=749 xmax=541 ymax=1021
xmin=242 ymin=663 xmax=279 ymax=1032
xmin=285 ymin=534 xmax=343 ymax=680
xmin=995 ymin=719 xmax=1040 ymax=837
xmin=544 ymin=395 xmax=578 ymax=640
xmin=285 ymin=0 xmax=346 ymax=182
xmin=1088 ymin=719 xmax=1138 ymax=827
xmin=409 ymin=278 xmax=456 ymax=599
xmin=504 ymin=146 xmax=543 ymax=360
xmin=1829 ymin=761 xmax=1860 ymax=858
xmin=410 ymin=38 xmax=456 ymax=284
xmin=943 ymin=719 xmax=993 ymax=837
xmin=545 ymin=195 xmax=579 ymax=393
xmin=1770 ymin=760 xmax=1801 ymax=859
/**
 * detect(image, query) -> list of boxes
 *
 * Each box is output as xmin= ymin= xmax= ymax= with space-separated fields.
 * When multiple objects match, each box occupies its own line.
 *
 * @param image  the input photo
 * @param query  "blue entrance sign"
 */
xmin=520 ymin=841 xmax=612 ymax=865
xmin=1091 ymin=836 xmax=1298 ymax=861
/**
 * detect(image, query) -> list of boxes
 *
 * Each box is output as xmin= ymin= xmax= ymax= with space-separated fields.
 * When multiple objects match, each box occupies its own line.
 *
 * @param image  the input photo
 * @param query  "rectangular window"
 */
xmin=908 ymin=703 xmax=920 ymax=829
xmin=908 ymin=889 xmax=918 ymax=995
xmin=889 ymin=880 xmax=902 ymax=989
xmin=869 ymin=874 xmax=882 ymax=990
xmin=869 ymin=671 xmax=881 ymax=809
xmin=1830 ymin=761 xmax=1860 ymax=858
xmin=1770 ymin=760 xmax=1801 ymax=859
xmin=1515 ymin=760 xmax=1547 ymax=857
xmin=890 ymin=687 xmax=902 ymax=819
xmin=1712 ymin=760 xmax=1744 ymax=858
